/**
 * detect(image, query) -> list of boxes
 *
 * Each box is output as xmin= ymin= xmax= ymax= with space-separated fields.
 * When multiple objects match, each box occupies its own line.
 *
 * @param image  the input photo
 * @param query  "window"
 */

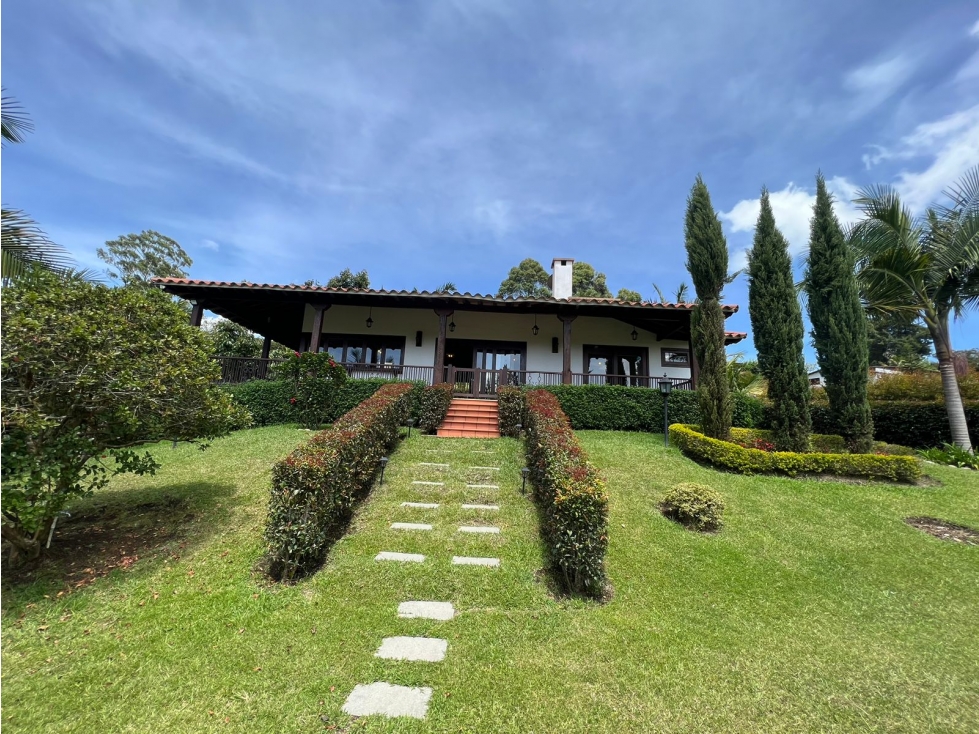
xmin=661 ymin=349 xmax=690 ymax=367
xmin=319 ymin=334 xmax=407 ymax=367
xmin=583 ymin=344 xmax=649 ymax=386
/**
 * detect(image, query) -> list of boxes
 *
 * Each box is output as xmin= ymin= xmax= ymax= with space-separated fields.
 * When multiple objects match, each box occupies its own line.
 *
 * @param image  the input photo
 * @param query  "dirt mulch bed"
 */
xmin=905 ymin=517 xmax=979 ymax=546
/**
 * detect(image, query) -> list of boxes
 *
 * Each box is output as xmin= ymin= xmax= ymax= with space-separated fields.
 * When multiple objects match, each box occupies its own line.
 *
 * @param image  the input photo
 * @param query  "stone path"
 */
xmin=343 ymin=439 xmax=510 ymax=722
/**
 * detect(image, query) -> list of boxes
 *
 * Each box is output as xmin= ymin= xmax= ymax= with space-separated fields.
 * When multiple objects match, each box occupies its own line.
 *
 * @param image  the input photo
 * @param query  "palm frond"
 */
xmin=1 ymin=208 xmax=74 ymax=279
xmin=1 ymin=92 xmax=34 ymax=146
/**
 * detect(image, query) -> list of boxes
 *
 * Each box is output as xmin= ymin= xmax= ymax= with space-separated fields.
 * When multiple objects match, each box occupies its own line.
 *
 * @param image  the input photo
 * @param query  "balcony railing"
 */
xmin=215 ymin=356 xmax=693 ymax=392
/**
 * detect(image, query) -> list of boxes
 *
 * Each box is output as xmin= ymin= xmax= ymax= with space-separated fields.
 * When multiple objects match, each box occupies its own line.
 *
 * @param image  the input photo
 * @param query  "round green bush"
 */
xmin=661 ymin=482 xmax=725 ymax=532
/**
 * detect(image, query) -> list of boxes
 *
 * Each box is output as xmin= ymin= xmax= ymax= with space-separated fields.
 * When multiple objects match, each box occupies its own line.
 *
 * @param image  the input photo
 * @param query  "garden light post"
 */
xmin=515 ymin=423 xmax=522 ymax=437
xmin=521 ymin=467 xmax=529 ymax=494
xmin=380 ymin=456 xmax=389 ymax=485
xmin=659 ymin=374 xmax=672 ymax=447
xmin=406 ymin=418 xmax=415 ymax=438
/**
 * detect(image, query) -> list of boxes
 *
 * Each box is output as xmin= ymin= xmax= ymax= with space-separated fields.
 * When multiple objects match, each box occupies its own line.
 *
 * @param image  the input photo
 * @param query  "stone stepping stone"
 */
xmin=469 ymin=466 xmax=500 ymax=470
xmin=391 ymin=523 xmax=432 ymax=531
xmin=375 ymin=636 xmax=448 ymax=662
xmin=452 ymin=556 xmax=501 ymax=567
xmin=398 ymin=601 xmax=455 ymax=621
xmin=401 ymin=502 xmax=440 ymax=509
xmin=466 ymin=484 xmax=499 ymax=489
xmin=461 ymin=504 xmax=499 ymax=511
xmin=413 ymin=481 xmax=444 ymax=486
xmin=375 ymin=552 xmax=425 ymax=563
xmin=343 ymin=682 xmax=432 ymax=719
xmin=458 ymin=526 xmax=500 ymax=534
xmin=418 ymin=462 xmax=450 ymax=468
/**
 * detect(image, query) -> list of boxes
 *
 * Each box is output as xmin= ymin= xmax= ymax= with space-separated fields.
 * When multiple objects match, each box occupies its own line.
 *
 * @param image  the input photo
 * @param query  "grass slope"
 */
xmin=2 ymin=427 xmax=978 ymax=733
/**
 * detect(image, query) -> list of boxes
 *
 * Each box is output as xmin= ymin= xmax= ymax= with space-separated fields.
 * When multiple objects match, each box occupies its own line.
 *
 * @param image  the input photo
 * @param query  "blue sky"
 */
xmin=4 ymin=1 xmax=979 ymax=357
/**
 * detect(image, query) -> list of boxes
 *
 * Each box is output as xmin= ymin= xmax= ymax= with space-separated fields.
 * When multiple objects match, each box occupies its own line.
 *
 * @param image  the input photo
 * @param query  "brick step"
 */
xmin=445 ymin=411 xmax=499 ymax=420
xmin=442 ymin=422 xmax=499 ymax=431
xmin=447 ymin=406 xmax=499 ymax=415
xmin=437 ymin=428 xmax=501 ymax=438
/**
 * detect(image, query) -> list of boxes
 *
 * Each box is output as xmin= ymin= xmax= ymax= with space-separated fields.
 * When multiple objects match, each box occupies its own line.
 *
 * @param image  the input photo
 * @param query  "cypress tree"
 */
xmin=684 ymin=175 xmax=732 ymax=440
xmin=804 ymin=174 xmax=874 ymax=452
xmin=748 ymin=188 xmax=812 ymax=451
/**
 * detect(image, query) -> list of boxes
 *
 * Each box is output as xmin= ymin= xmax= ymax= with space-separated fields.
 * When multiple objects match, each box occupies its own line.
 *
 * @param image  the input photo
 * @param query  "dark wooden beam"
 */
xmin=559 ymin=315 xmax=576 ymax=384
xmin=308 ymin=304 xmax=330 ymax=353
xmin=433 ymin=309 xmax=453 ymax=383
xmin=189 ymin=301 xmax=205 ymax=328
xmin=261 ymin=335 xmax=271 ymax=359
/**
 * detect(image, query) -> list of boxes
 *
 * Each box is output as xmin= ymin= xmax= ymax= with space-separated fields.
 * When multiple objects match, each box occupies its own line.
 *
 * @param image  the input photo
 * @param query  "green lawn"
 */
xmin=2 ymin=427 xmax=978 ymax=733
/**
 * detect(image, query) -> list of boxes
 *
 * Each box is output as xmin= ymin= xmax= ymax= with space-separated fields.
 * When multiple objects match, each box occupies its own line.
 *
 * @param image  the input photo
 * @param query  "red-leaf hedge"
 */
xmin=418 ymin=383 xmax=454 ymax=433
xmin=264 ymin=382 xmax=413 ymax=581
xmin=524 ymin=389 xmax=609 ymax=597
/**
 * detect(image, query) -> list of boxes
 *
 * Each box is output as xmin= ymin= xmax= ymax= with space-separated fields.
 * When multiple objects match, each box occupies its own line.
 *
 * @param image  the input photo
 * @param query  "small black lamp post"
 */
xmin=658 ymin=374 xmax=672 ymax=447
xmin=521 ymin=467 xmax=530 ymax=494
xmin=406 ymin=418 xmax=416 ymax=438
xmin=380 ymin=456 xmax=389 ymax=485
xmin=515 ymin=423 xmax=522 ymax=438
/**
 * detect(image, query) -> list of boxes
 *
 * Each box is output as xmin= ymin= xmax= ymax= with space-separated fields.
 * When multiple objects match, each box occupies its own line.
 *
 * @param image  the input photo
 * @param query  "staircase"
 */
xmin=436 ymin=398 xmax=500 ymax=438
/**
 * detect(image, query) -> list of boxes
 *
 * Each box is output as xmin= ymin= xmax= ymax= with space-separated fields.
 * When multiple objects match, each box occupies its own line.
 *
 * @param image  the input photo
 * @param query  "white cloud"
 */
xmin=970 ymin=19 xmax=979 ymax=37
xmin=842 ymin=55 xmax=915 ymax=117
xmin=472 ymin=200 xmax=514 ymax=237
xmin=201 ymin=239 xmax=220 ymax=251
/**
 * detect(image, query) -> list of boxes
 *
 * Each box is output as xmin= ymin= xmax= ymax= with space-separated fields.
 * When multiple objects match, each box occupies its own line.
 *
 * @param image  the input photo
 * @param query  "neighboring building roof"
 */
xmin=153 ymin=278 xmax=746 ymax=349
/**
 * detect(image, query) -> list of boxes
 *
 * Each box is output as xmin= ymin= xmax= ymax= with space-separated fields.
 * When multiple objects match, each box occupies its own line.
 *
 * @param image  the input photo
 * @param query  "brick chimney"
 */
xmin=551 ymin=258 xmax=574 ymax=299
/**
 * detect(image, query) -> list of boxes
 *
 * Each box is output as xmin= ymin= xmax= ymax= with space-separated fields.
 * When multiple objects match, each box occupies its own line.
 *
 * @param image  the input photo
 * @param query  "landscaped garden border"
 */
xmin=264 ymin=382 xmax=414 ymax=581
xmin=418 ymin=383 xmax=454 ymax=433
xmin=669 ymin=424 xmax=922 ymax=483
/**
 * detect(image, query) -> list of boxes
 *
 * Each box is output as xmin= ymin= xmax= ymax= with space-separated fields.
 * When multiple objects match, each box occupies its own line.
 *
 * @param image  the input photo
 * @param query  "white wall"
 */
xmin=301 ymin=304 xmax=692 ymax=378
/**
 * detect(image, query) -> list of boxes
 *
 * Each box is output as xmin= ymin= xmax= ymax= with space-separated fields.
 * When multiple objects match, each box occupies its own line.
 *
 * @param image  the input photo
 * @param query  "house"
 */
xmin=155 ymin=258 xmax=746 ymax=396
xmin=808 ymin=366 xmax=901 ymax=388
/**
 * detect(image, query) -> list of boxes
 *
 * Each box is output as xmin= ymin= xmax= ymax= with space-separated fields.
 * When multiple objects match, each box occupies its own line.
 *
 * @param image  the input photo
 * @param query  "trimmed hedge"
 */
xmin=729 ymin=427 xmax=916 ymax=456
xmin=524 ymin=390 xmax=609 ymax=597
xmin=223 ymin=378 xmax=424 ymax=427
xmin=535 ymin=384 xmax=764 ymax=432
xmin=418 ymin=383 xmax=454 ymax=433
xmin=669 ymin=424 xmax=922 ymax=483
xmin=497 ymin=386 xmax=524 ymax=437
xmin=264 ymin=382 xmax=413 ymax=581
xmin=807 ymin=401 xmax=979 ymax=449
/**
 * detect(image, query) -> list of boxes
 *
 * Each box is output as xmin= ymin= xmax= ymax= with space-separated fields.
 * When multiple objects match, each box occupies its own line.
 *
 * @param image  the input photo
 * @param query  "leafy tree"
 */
xmin=97 ymin=230 xmax=192 ymax=287
xmin=204 ymin=318 xmax=263 ymax=358
xmin=498 ymin=258 xmax=552 ymax=298
xmin=652 ymin=282 xmax=691 ymax=303
xmin=850 ymin=165 xmax=979 ymax=451
xmin=866 ymin=312 xmax=932 ymax=367
xmin=748 ymin=188 xmax=812 ymax=451
xmin=956 ymin=349 xmax=979 ymax=373
xmin=326 ymin=268 xmax=370 ymax=289
xmin=804 ymin=174 xmax=874 ymax=453
xmin=572 ymin=262 xmax=612 ymax=297
xmin=684 ymin=175 xmax=732 ymax=440
xmin=1 ymin=270 xmax=244 ymax=561
xmin=433 ymin=281 xmax=457 ymax=293
xmin=616 ymin=288 xmax=643 ymax=302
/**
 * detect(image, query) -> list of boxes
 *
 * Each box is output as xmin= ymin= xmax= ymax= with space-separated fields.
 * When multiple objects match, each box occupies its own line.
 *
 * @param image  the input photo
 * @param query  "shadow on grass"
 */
xmin=1 ymin=480 xmax=237 ymax=604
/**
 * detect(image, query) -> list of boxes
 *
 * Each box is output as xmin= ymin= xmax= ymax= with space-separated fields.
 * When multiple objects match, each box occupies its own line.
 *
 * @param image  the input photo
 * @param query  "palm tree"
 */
xmin=2 ymin=92 xmax=74 ymax=281
xmin=850 ymin=166 xmax=979 ymax=451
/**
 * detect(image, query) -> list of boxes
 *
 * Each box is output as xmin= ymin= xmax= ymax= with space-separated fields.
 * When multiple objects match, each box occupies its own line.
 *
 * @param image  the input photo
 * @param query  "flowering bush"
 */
xmin=418 ymin=383 xmax=454 ymax=433
xmin=264 ymin=382 xmax=413 ymax=581
xmin=278 ymin=351 xmax=348 ymax=428
xmin=523 ymin=390 xmax=609 ymax=597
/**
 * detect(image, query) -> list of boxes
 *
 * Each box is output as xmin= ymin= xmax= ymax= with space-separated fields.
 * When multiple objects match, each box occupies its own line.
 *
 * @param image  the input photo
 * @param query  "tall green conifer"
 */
xmin=804 ymin=175 xmax=874 ymax=452
xmin=748 ymin=189 xmax=811 ymax=451
xmin=684 ymin=176 xmax=731 ymax=439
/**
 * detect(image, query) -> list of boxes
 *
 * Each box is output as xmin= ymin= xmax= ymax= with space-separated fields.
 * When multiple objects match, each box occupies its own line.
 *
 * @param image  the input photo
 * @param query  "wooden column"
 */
xmin=308 ymin=304 xmax=330 ymax=353
xmin=261 ymin=336 xmax=271 ymax=359
xmin=433 ymin=309 xmax=453 ymax=384
xmin=559 ymin=315 xmax=576 ymax=384
xmin=189 ymin=301 xmax=204 ymax=328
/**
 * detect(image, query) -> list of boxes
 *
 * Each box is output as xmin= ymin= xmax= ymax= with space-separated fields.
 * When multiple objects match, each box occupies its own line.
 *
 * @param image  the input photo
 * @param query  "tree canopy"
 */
xmin=497 ymin=258 xmax=552 ymax=298
xmin=97 ymin=230 xmax=192 ymax=287
xmin=327 ymin=268 xmax=371 ymax=289
xmin=616 ymin=288 xmax=642 ymax=302
xmin=572 ymin=262 xmax=612 ymax=298
xmin=204 ymin=318 xmax=263 ymax=358
xmin=866 ymin=313 xmax=932 ymax=368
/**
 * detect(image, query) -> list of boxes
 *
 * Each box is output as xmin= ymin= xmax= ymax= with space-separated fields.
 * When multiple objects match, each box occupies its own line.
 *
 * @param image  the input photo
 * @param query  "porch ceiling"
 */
xmin=153 ymin=278 xmax=745 ymax=348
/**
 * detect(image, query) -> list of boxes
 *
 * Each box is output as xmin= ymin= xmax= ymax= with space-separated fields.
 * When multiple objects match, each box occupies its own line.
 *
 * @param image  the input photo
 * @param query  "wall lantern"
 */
xmin=449 ymin=319 xmax=456 ymax=332
xmin=631 ymin=328 xmax=639 ymax=341
xmin=366 ymin=307 xmax=374 ymax=329
xmin=415 ymin=330 xmax=423 ymax=347
xmin=532 ymin=315 xmax=539 ymax=336
xmin=551 ymin=337 xmax=559 ymax=354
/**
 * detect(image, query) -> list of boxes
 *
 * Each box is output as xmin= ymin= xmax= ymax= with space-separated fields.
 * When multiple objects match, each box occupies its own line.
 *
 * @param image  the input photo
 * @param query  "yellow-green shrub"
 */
xmin=662 ymin=483 xmax=725 ymax=531
xmin=669 ymin=424 xmax=921 ymax=483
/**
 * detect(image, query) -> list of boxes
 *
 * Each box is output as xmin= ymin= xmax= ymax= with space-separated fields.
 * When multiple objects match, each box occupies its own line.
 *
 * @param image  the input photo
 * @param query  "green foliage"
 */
xmin=524 ymin=390 xmax=609 ymax=597
xmin=616 ymin=288 xmax=643 ymax=302
xmin=919 ymin=443 xmax=979 ymax=470
xmin=867 ymin=313 xmax=932 ymax=367
xmin=572 ymin=262 xmax=612 ymax=298
xmin=418 ymin=383 xmax=454 ymax=433
xmin=203 ymin=318 xmax=263 ymax=357
xmin=661 ymin=483 xmax=725 ymax=531
xmin=808 ymin=401 xmax=979 ymax=449
xmin=861 ymin=371 xmax=979 ymax=402
xmin=652 ymin=281 xmax=692 ymax=304
xmin=498 ymin=386 xmax=526 ymax=437
xmin=805 ymin=174 xmax=874 ymax=452
xmin=729 ymin=427 xmax=915 ymax=456
xmin=669 ymin=424 xmax=921 ymax=483
xmin=277 ymin=352 xmax=348 ymax=429
xmin=264 ymin=383 xmax=413 ymax=581
xmin=497 ymin=258 xmax=552 ymax=298
xmin=748 ymin=188 xmax=812 ymax=451
xmin=97 ymin=230 xmax=192 ymax=287
xmin=326 ymin=268 xmax=370 ymax=289
xmin=1 ymin=272 xmax=243 ymax=561
xmin=684 ymin=175 xmax=732 ymax=440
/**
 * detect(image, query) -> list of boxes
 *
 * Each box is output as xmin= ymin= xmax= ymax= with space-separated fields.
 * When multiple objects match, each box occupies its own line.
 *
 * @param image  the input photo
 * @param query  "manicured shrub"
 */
xmin=808 ymin=402 xmax=979 ymax=449
xmin=727 ymin=427 xmax=914 ymax=456
xmin=862 ymin=371 xmax=979 ymax=402
xmin=661 ymin=483 xmax=725 ymax=532
xmin=418 ymin=383 xmax=454 ymax=433
xmin=669 ymin=424 xmax=921 ymax=483
xmin=277 ymin=351 xmax=348 ymax=428
xmin=497 ymin=387 xmax=525 ymax=437
xmin=523 ymin=390 xmax=609 ymax=597
xmin=264 ymin=382 xmax=413 ymax=581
